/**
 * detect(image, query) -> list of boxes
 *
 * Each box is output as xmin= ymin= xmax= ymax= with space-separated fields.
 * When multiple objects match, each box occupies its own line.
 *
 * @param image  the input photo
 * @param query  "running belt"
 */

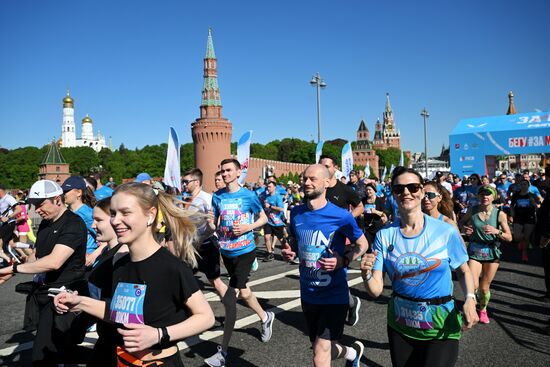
xmin=392 ymin=291 xmax=453 ymax=305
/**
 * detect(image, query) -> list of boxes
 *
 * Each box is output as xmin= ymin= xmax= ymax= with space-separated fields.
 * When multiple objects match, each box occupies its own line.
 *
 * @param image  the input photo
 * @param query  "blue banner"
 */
xmin=315 ymin=140 xmax=324 ymax=164
xmin=450 ymin=111 xmax=550 ymax=177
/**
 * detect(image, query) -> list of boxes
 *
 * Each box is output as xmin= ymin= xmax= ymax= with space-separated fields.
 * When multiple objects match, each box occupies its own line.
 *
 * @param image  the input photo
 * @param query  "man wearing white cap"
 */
xmin=0 ymin=179 xmax=88 ymax=365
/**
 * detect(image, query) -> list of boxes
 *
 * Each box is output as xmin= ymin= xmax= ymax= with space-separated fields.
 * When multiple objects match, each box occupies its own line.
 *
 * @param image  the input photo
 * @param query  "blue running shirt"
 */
xmin=74 ymin=204 xmax=97 ymax=254
xmin=213 ymin=187 xmax=263 ymax=258
xmin=373 ymin=214 xmax=468 ymax=340
xmin=290 ymin=202 xmax=363 ymax=304
xmin=265 ymin=194 xmax=285 ymax=226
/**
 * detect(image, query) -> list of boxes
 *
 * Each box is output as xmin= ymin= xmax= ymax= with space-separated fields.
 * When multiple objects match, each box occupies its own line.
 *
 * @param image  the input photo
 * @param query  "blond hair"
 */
xmin=114 ymin=183 xmax=204 ymax=268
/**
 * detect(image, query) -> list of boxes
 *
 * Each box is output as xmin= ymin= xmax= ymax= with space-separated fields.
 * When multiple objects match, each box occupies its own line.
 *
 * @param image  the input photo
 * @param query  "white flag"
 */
xmin=364 ymin=161 xmax=371 ymax=178
xmin=315 ymin=140 xmax=324 ymax=164
xmin=399 ymin=150 xmax=404 ymax=166
xmin=381 ymin=166 xmax=388 ymax=182
xmin=237 ymin=131 xmax=253 ymax=186
xmin=163 ymin=127 xmax=181 ymax=192
xmin=390 ymin=164 xmax=395 ymax=176
xmin=341 ymin=142 xmax=353 ymax=179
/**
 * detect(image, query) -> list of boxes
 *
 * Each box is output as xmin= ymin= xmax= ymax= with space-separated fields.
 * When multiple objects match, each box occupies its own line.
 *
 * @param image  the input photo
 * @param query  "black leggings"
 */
xmin=387 ymin=326 xmax=459 ymax=367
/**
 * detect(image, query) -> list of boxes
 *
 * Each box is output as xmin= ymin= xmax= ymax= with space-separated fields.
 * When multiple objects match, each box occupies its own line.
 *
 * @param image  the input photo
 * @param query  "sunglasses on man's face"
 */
xmin=424 ymin=191 xmax=440 ymax=200
xmin=182 ymin=179 xmax=197 ymax=185
xmin=392 ymin=183 xmax=423 ymax=195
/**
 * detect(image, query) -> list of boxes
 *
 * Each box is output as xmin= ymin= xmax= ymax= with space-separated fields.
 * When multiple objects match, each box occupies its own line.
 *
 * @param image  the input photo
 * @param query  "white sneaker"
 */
xmin=261 ymin=311 xmax=275 ymax=342
xmin=204 ymin=345 xmax=226 ymax=367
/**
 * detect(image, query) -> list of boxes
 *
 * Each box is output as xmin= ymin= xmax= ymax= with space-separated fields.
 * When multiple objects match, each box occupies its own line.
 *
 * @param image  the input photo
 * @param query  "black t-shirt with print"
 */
xmin=106 ymin=247 xmax=200 ymax=348
xmin=326 ymin=180 xmax=361 ymax=210
xmin=511 ymin=192 xmax=537 ymax=224
xmin=35 ymin=209 xmax=87 ymax=287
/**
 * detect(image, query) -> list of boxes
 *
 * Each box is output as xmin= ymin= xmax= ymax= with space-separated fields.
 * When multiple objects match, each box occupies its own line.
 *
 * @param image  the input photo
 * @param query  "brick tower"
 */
xmin=39 ymin=140 xmax=70 ymax=183
xmin=191 ymin=28 xmax=232 ymax=192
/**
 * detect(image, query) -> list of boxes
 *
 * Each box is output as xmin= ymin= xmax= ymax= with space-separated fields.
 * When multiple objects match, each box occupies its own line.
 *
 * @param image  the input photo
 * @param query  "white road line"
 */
xmin=0 ymin=274 xmax=366 ymax=356
xmin=177 ymin=275 xmax=365 ymax=351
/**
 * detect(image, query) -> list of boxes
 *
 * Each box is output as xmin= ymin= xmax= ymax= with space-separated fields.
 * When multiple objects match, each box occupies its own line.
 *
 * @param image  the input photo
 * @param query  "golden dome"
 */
xmin=63 ymin=91 xmax=74 ymax=106
xmin=82 ymin=114 xmax=92 ymax=124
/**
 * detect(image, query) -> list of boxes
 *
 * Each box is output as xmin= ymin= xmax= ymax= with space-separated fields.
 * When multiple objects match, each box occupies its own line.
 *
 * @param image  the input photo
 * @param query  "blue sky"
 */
xmin=1 ymin=0 xmax=549 ymax=156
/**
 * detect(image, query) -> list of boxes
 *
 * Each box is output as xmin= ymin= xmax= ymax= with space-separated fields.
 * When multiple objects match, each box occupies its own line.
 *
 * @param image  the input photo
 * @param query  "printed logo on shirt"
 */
xmin=393 ymin=252 xmax=441 ymax=286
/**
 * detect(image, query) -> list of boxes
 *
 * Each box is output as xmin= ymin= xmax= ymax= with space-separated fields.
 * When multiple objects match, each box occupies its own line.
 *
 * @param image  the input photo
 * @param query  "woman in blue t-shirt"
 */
xmin=360 ymin=167 xmax=479 ymax=367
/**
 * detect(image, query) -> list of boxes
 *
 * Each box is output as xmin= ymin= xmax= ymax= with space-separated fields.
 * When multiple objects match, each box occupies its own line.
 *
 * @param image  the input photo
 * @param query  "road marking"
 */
xmin=0 ymin=272 xmax=365 ymax=356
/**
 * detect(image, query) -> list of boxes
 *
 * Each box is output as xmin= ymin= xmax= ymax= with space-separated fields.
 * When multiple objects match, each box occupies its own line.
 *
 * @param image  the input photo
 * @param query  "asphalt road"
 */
xmin=1 ymin=243 xmax=549 ymax=367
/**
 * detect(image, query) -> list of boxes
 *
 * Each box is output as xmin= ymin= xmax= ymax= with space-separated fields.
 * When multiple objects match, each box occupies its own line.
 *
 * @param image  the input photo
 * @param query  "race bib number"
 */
xmin=110 ymin=282 xmax=147 ymax=324
xmin=394 ymin=297 xmax=434 ymax=330
xmin=468 ymin=243 xmax=492 ymax=259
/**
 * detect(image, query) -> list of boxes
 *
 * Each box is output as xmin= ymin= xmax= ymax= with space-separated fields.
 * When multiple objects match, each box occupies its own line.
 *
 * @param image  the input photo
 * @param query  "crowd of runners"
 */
xmin=0 ymin=159 xmax=549 ymax=367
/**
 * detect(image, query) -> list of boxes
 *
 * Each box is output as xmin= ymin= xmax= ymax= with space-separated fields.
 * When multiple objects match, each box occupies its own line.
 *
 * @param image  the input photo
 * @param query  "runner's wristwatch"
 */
xmin=12 ymin=263 xmax=18 ymax=274
xmin=159 ymin=326 xmax=170 ymax=348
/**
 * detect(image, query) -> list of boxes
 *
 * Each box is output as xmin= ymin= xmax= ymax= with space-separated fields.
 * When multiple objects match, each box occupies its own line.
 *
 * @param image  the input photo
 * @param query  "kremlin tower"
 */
xmin=191 ymin=29 xmax=232 ymax=192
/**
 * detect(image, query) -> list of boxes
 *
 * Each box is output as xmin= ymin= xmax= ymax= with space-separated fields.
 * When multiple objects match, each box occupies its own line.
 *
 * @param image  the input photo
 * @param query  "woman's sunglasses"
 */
xmin=391 ymin=183 xmax=423 ymax=195
xmin=424 ymin=191 xmax=440 ymax=200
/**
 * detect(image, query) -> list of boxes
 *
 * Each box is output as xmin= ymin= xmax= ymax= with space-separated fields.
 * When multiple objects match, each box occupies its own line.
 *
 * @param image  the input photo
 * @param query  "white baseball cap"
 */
xmin=28 ymin=180 xmax=63 ymax=204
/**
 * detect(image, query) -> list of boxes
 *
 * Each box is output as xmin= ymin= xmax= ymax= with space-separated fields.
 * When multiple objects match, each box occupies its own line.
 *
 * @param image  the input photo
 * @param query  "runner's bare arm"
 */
xmin=10 ymin=244 xmax=74 ymax=274
xmin=54 ymin=292 xmax=106 ymax=320
xmin=165 ymin=290 xmax=215 ymax=341
xmin=360 ymin=250 xmax=384 ymax=297
xmin=351 ymin=201 xmax=364 ymax=218
xmin=497 ymin=211 xmax=513 ymax=242
xmin=455 ymin=262 xmax=479 ymax=330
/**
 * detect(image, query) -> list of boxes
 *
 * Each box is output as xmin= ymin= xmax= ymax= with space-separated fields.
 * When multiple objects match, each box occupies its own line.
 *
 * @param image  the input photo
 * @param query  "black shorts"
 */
xmin=196 ymin=237 xmax=221 ymax=280
xmin=221 ymin=249 xmax=256 ymax=289
xmin=301 ymin=301 xmax=348 ymax=343
xmin=0 ymin=222 xmax=16 ymax=249
xmin=264 ymin=224 xmax=286 ymax=240
xmin=387 ymin=325 xmax=459 ymax=367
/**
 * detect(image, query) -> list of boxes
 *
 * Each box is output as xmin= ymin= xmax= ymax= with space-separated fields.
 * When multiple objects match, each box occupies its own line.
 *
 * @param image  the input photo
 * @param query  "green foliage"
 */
xmin=375 ymin=148 xmax=408 ymax=171
xmin=3 ymin=137 xmax=398 ymax=189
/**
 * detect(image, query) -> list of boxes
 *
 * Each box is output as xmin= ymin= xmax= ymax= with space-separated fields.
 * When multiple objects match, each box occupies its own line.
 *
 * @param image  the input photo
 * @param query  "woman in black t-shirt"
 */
xmin=54 ymin=183 xmax=215 ymax=367
xmin=362 ymin=183 xmax=387 ymax=245
xmin=511 ymin=179 xmax=539 ymax=262
xmin=86 ymin=197 xmax=128 ymax=366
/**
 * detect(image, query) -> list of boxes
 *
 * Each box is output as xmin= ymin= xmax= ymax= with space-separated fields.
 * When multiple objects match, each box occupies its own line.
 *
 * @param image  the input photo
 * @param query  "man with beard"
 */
xmin=282 ymin=164 xmax=369 ymax=367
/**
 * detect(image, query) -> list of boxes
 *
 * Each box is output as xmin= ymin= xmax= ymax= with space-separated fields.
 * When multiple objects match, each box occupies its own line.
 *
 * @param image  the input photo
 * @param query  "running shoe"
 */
xmin=251 ymin=257 xmax=259 ymax=272
xmin=262 ymin=253 xmax=275 ymax=262
xmin=479 ymin=309 xmax=490 ymax=324
xmin=261 ymin=311 xmax=275 ymax=342
xmin=345 ymin=340 xmax=364 ymax=367
xmin=346 ymin=296 xmax=361 ymax=326
xmin=204 ymin=345 xmax=226 ymax=367
xmin=290 ymin=257 xmax=300 ymax=265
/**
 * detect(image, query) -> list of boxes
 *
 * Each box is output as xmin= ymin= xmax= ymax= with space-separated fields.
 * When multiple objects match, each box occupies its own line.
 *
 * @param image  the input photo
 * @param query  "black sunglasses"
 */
xmin=392 ymin=183 xmax=423 ymax=195
xmin=182 ymin=179 xmax=197 ymax=184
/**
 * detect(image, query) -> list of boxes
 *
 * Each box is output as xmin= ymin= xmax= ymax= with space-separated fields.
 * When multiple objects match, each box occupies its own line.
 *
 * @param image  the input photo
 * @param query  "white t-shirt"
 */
xmin=441 ymin=181 xmax=453 ymax=196
xmin=187 ymin=190 xmax=213 ymax=240
xmin=0 ymin=193 xmax=17 ymax=223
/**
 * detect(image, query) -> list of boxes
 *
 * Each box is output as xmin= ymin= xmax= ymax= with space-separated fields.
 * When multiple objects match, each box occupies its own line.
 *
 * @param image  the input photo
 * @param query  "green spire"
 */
xmin=206 ymin=28 xmax=216 ymax=59
xmin=201 ymin=28 xmax=221 ymax=107
xmin=385 ymin=93 xmax=392 ymax=112
xmin=42 ymin=140 xmax=66 ymax=165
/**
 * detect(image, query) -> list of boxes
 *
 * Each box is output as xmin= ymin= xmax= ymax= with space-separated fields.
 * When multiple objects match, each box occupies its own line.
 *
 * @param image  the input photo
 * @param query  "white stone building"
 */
xmin=60 ymin=91 xmax=107 ymax=152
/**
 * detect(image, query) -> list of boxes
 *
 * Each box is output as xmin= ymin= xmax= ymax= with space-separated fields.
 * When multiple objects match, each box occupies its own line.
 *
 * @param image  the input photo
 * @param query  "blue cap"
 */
xmin=61 ymin=176 xmax=87 ymax=192
xmin=135 ymin=172 xmax=152 ymax=183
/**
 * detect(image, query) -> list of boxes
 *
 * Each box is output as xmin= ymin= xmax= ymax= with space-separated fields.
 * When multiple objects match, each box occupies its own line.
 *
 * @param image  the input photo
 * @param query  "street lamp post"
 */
xmin=420 ymin=108 xmax=430 ymax=179
xmin=310 ymin=72 xmax=327 ymax=143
